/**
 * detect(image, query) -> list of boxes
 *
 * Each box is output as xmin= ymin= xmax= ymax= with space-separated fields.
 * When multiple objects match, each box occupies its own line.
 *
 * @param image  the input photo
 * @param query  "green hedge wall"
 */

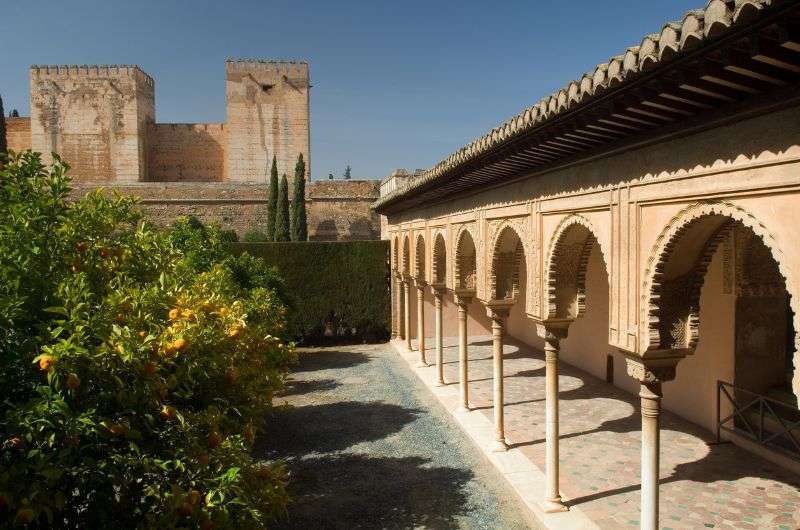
xmin=229 ymin=241 xmax=390 ymax=344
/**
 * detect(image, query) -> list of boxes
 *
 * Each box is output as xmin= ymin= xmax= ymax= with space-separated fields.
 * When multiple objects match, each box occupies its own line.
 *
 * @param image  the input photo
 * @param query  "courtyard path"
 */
xmin=258 ymin=343 xmax=537 ymax=529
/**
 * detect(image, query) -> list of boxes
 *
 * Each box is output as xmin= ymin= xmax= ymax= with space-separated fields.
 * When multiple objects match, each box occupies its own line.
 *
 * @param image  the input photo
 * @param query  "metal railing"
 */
xmin=716 ymin=380 xmax=800 ymax=459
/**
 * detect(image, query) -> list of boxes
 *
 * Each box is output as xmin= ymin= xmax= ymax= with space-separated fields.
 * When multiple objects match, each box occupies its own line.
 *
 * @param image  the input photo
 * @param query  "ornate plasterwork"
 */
xmin=486 ymin=219 xmax=533 ymax=303
xmin=641 ymin=200 xmax=798 ymax=359
xmin=401 ymin=233 xmax=411 ymax=276
xmin=453 ymin=223 xmax=478 ymax=291
xmin=414 ymin=233 xmax=426 ymax=282
xmin=544 ymin=214 xmax=606 ymax=320
xmin=432 ymin=232 xmax=448 ymax=286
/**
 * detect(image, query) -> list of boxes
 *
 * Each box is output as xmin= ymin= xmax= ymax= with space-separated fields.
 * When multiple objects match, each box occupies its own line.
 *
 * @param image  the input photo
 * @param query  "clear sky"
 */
xmin=1 ymin=0 xmax=701 ymax=180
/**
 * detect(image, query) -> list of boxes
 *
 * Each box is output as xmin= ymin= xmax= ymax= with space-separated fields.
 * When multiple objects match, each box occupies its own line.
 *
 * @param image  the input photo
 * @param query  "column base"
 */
xmin=489 ymin=439 xmax=509 ymax=452
xmin=434 ymin=379 xmax=446 ymax=387
xmin=415 ymin=360 xmax=429 ymax=368
xmin=456 ymin=405 xmax=471 ymax=413
xmin=543 ymin=498 xmax=569 ymax=513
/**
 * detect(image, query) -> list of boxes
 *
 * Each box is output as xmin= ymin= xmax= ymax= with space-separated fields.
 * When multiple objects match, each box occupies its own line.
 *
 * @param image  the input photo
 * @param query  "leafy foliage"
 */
xmin=274 ymin=175 xmax=290 ymax=242
xmin=230 ymin=241 xmax=389 ymax=343
xmin=243 ymin=229 xmax=270 ymax=243
xmin=290 ymin=154 xmax=307 ymax=242
xmin=266 ymin=156 xmax=278 ymax=242
xmin=0 ymin=152 xmax=295 ymax=528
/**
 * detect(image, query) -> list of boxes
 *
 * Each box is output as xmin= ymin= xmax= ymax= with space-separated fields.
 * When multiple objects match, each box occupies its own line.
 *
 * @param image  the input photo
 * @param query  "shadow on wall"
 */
xmin=312 ymin=219 xmax=339 ymax=241
xmin=348 ymin=216 xmax=377 ymax=240
xmin=147 ymin=125 xmax=225 ymax=182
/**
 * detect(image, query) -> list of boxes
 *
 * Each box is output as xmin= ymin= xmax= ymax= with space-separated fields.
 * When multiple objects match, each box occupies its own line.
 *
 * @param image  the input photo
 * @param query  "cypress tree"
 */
xmin=0 ymin=95 xmax=7 ymax=158
xmin=290 ymin=153 xmax=307 ymax=241
xmin=274 ymin=174 xmax=290 ymax=242
xmin=266 ymin=155 xmax=278 ymax=241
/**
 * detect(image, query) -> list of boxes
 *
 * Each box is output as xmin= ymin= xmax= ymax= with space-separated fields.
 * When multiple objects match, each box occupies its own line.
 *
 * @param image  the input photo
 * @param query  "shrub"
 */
xmin=229 ymin=241 xmax=389 ymax=343
xmin=0 ymin=152 xmax=295 ymax=528
xmin=243 ymin=229 xmax=270 ymax=243
xmin=274 ymin=175 xmax=289 ymax=242
xmin=290 ymin=154 xmax=307 ymax=242
xmin=266 ymin=156 xmax=278 ymax=242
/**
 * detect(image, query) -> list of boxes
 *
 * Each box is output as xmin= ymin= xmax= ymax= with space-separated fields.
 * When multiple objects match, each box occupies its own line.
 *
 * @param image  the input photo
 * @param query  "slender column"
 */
xmin=434 ymin=288 xmax=445 ymax=386
xmin=624 ymin=355 xmax=680 ymax=530
xmin=416 ymin=284 xmax=427 ymax=366
xmin=543 ymin=334 xmax=567 ymax=512
xmin=455 ymin=293 xmax=472 ymax=411
xmin=403 ymin=280 xmax=412 ymax=351
xmin=488 ymin=306 xmax=511 ymax=452
xmin=640 ymin=381 xmax=662 ymax=530
xmin=391 ymin=273 xmax=400 ymax=339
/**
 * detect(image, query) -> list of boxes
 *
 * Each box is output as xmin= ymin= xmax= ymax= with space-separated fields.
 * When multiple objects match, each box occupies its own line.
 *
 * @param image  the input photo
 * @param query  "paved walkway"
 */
xmin=411 ymin=335 xmax=800 ymax=530
xmin=258 ymin=343 xmax=537 ymax=529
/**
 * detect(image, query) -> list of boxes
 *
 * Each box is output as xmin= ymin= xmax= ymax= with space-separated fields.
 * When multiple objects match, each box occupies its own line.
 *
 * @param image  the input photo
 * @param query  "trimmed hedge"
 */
xmin=229 ymin=241 xmax=390 ymax=344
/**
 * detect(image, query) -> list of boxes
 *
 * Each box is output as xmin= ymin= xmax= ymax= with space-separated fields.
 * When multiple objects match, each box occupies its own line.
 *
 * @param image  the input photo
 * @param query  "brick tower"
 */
xmin=224 ymin=59 xmax=310 ymax=184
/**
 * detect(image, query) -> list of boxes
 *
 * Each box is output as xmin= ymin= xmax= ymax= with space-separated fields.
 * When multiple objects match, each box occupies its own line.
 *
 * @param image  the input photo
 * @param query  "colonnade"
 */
xmin=390 ymin=239 xmax=672 ymax=528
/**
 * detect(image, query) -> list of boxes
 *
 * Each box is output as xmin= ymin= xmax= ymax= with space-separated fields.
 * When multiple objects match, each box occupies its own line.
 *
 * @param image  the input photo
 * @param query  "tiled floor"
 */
xmin=413 ymin=335 xmax=800 ymax=530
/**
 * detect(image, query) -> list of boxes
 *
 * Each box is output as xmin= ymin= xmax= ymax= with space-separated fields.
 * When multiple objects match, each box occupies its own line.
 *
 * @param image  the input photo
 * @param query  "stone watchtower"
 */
xmin=29 ymin=65 xmax=155 ymax=182
xmin=224 ymin=59 xmax=310 ymax=184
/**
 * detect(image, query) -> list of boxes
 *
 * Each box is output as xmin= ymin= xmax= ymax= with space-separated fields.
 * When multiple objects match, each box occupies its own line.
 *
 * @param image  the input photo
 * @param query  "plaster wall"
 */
xmin=6 ymin=117 xmax=31 ymax=152
xmin=147 ymin=123 xmax=225 ymax=182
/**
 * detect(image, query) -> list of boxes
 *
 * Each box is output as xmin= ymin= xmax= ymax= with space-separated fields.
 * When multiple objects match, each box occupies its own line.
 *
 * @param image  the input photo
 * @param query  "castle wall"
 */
xmin=6 ymin=117 xmax=31 ymax=152
xmin=307 ymin=180 xmax=381 ymax=240
xmin=147 ymin=123 xmax=225 ymax=182
xmin=224 ymin=60 xmax=310 ymax=184
xmin=29 ymin=65 xmax=155 ymax=183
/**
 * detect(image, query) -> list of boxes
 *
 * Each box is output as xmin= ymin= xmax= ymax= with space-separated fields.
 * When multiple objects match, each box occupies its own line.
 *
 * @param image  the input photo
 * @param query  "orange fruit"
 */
xmin=66 ymin=373 xmax=81 ymax=390
xmin=144 ymin=361 xmax=157 ymax=376
xmin=7 ymin=436 xmax=22 ymax=449
xmin=138 ymin=330 xmax=147 ymax=338
xmin=159 ymin=405 xmax=177 ymax=421
xmin=75 ymin=241 xmax=88 ymax=253
xmin=168 ymin=308 xmax=180 ymax=320
xmin=38 ymin=355 xmax=56 ymax=371
xmin=218 ymin=307 xmax=229 ymax=317
xmin=224 ymin=368 xmax=239 ymax=384
xmin=188 ymin=489 xmax=202 ymax=505
xmin=108 ymin=423 xmax=127 ymax=437
xmin=171 ymin=338 xmax=187 ymax=352
xmin=227 ymin=326 xmax=241 ymax=338
xmin=207 ymin=431 xmax=222 ymax=449
xmin=14 ymin=508 xmax=35 ymax=524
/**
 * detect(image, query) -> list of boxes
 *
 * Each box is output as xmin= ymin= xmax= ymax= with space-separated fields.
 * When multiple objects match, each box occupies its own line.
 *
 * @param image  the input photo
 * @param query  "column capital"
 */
xmin=624 ymin=351 xmax=685 ymax=385
xmin=535 ymin=318 xmax=571 ymax=342
xmin=431 ymin=282 xmax=447 ymax=296
xmin=416 ymin=278 xmax=428 ymax=290
xmin=486 ymin=299 xmax=513 ymax=320
xmin=454 ymin=288 xmax=476 ymax=307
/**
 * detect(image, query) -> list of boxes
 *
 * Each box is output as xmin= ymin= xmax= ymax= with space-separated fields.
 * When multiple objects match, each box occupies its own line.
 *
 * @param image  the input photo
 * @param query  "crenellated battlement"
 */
xmin=30 ymin=64 xmax=155 ymax=88
xmin=224 ymin=58 xmax=308 ymax=80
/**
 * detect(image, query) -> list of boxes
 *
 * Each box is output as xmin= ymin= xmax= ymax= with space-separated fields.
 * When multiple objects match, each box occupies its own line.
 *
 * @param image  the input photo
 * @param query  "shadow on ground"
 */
xmin=276 ymin=454 xmax=474 ymax=529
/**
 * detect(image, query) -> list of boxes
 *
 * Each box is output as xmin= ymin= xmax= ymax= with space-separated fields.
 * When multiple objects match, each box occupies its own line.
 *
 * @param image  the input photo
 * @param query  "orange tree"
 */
xmin=0 ymin=152 xmax=295 ymax=528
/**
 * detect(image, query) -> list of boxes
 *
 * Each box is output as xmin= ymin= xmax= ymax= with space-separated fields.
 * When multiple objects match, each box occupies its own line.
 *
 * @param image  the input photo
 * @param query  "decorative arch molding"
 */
xmin=487 ymin=221 xmax=529 ymax=302
xmin=415 ymin=233 xmax=426 ymax=281
xmin=544 ymin=214 xmax=608 ymax=320
xmin=453 ymin=223 xmax=478 ymax=291
xmin=432 ymin=232 xmax=447 ymax=285
xmin=401 ymin=233 xmax=411 ymax=276
xmin=641 ymin=201 xmax=799 ymax=366
xmin=391 ymin=235 xmax=400 ymax=273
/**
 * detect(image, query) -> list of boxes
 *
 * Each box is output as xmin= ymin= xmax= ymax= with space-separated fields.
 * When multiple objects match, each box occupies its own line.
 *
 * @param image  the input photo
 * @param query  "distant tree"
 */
xmin=266 ymin=155 xmax=278 ymax=241
xmin=0 ymin=95 xmax=7 ymax=159
xmin=274 ymin=174 xmax=290 ymax=242
xmin=328 ymin=173 xmax=334 ymax=180
xmin=10 ymin=109 xmax=19 ymax=118
xmin=344 ymin=165 xmax=352 ymax=180
xmin=291 ymin=153 xmax=308 ymax=241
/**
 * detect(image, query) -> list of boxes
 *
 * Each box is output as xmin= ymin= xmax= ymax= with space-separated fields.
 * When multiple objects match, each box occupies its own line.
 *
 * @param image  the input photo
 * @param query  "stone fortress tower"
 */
xmin=225 ymin=60 xmax=310 ymax=183
xmin=8 ymin=59 xmax=379 ymax=239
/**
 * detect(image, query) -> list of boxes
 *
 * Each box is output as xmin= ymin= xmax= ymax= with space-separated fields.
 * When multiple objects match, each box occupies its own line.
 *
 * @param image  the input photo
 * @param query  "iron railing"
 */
xmin=716 ymin=380 xmax=800 ymax=459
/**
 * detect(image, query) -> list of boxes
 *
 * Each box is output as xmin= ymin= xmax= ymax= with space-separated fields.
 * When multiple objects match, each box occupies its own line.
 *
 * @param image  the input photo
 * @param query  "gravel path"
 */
xmin=258 ymin=343 xmax=537 ymax=530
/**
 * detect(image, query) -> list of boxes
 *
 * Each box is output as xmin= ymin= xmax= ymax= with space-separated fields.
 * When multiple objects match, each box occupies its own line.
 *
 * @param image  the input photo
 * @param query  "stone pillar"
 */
xmin=488 ymin=302 xmax=512 ymax=452
xmin=416 ymin=282 xmax=427 ymax=366
xmin=455 ymin=290 xmax=474 ymax=411
xmin=625 ymin=355 xmax=682 ymax=530
xmin=433 ymin=286 xmax=445 ymax=386
xmin=537 ymin=321 xmax=570 ymax=513
xmin=391 ymin=273 xmax=400 ymax=340
xmin=403 ymin=279 xmax=412 ymax=351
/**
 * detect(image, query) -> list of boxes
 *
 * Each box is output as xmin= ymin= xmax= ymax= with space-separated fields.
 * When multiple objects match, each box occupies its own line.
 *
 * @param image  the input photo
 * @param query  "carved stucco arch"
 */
xmin=545 ymin=214 xmax=609 ymax=320
xmin=453 ymin=224 xmax=478 ymax=291
xmin=432 ymin=232 xmax=447 ymax=285
xmin=401 ymin=233 xmax=411 ymax=276
xmin=488 ymin=222 xmax=528 ymax=302
xmin=391 ymin=235 xmax=399 ymax=272
xmin=641 ymin=201 xmax=799 ymax=378
xmin=415 ymin=233 xmax=426 ymax=282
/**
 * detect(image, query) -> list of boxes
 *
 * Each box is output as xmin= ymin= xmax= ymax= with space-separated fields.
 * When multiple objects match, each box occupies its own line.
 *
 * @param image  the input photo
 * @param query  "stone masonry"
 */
xmin=8 ymin=60 xmax=380 ymax=239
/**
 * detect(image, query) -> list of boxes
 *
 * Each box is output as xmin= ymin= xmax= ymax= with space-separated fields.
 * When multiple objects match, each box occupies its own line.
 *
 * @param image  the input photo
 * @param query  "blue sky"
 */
xmin=1 ymin=0 xmax=701 ymax=180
